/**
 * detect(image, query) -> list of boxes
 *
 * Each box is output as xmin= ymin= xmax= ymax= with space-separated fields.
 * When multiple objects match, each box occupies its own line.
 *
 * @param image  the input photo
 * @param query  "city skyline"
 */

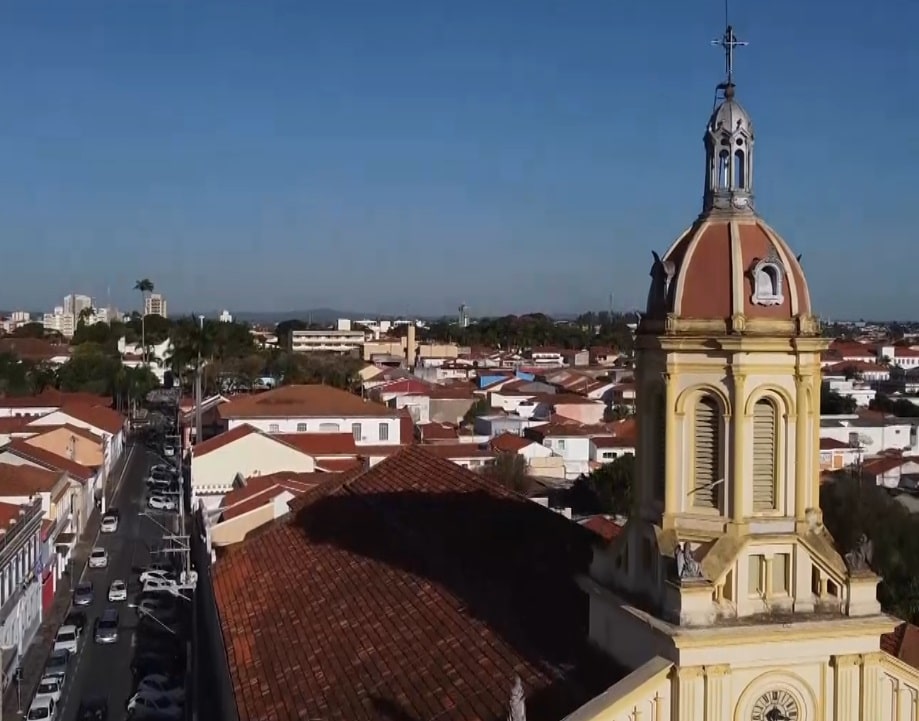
xmin=0 ymin=1 xmax=916 ymax=318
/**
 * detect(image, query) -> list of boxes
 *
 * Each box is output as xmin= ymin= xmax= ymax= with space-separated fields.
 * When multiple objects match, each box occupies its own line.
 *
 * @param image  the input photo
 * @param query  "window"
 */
xmin=319 ymin=423 xmax=340 ymax=433
xmin=296 ymin=423 xmax=308 ymax=432
xmin=747 ymin=555 xmax=763 ymax=596
xmin=692 ymin=396 xmax=722 ymax=509
xmin=352 ymin=423 xmax=362 ymax=441
xmin=379 ymin=423 xmax=389 ymax=442
xmin=734 ymin=149 xmax=745 ymax=188
xmin=752 ymin=399 xmax=778 ymax=511
xmin=772 ymin=554 xmax=789 ymax=594
xmin=750 ymin=254 xmax=785 ymax=306
xmin=268 ymin=423 xmax=280 ymax=433
xmin=717 ymin=149 xmax=730 ymax=188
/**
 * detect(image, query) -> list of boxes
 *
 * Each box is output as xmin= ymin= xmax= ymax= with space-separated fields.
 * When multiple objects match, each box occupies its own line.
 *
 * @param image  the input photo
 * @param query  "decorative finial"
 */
xmin=711 ymin=25 xmax=748 ymax=90
xmin=507 ymin=676 xmax=526 ymax=721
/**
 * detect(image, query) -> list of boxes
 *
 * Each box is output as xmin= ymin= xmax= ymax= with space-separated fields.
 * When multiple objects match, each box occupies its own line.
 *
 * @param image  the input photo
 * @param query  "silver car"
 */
xmin=94 ymin=609 xmax=119 ymax=644
xmin=72 ymin=582 xmax=93 ymax=607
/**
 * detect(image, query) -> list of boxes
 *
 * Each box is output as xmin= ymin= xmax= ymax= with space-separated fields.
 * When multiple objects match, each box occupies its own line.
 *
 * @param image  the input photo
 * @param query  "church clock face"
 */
xmin=750 ymin=689 xmax=799 ymax=721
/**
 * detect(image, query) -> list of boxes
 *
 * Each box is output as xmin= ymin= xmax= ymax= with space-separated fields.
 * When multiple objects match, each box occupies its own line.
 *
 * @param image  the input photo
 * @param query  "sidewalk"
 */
xmin=1 ymin=442 xmax=137 ymax=718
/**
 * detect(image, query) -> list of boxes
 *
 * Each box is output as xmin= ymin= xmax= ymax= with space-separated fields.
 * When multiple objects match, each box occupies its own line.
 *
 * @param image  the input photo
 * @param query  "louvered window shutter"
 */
xmin=692 ymin=397 xmax=720 ymax=509
xmin=752 ymin=399 xmax=777 ymax=511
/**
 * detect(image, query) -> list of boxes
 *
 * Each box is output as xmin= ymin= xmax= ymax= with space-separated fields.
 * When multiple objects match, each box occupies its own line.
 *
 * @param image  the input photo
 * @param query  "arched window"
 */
xmin=750 ymin=254 xmax=785 ymax=306
xmin=734 ymin=150 xmax=745 ymax=189
xmin=718 ymin=150 xmax=730 ymax=188
xmin=692 ymin=396 xmax=722 ymax=510
xmin=752 ymin=398 xmax=778 ymax=511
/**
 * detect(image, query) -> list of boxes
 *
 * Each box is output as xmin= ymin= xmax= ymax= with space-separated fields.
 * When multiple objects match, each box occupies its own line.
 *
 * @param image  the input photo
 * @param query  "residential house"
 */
xmin=416 ymin=443 xmax=496 ymax=469
xmin=0 ymin=390 xmax=109 ymax=419
xmin=589 ymin=436 xmax=636 ymax=464
xmin=210 ymin=472 xmax=330 ymax=547
xmin=820 ymin=413 xmax=917 ymax=456
xmin=473 ymin=413 xmax=548 ymax=438
xmin=0 ymin=418 xmax=30 ymax=446
xmin=0 ymin=441 xmax=97 ymax=535
xmin=860 ymin=455 xmax=919 ymax=491
xmin=217 ymin=384 xmax=403 ymax=444
xmin=534 ymin=394 xmax=606 ymax=425
xmin=204 ymin=446 xmax=622 ymax=721
xmin=823 ymin=375 xmax=876 ymax=407
xmin=489 ymin=432 xmax=564 ymax=478
xmin=180 ymin=394 xmax=231 ymax=445
xmin=0 ymin=339 xmax=71 ymax=366
xmin=526 ymin=423 xmax=619 ymax=479
xmin=821 ymin=341 xmax=877 ymax=367
xmin=824 ymin=361 xmax=890 ymax=383
xmin=20 ymin=425 xmax=105 ymax=474
xmin=819 ymin=438 xmax=861 ymax=471
xmin=426 ymin=384 xmax=476 ymax=424
xmin=0 ymin=497 xmax=44 ymax=687
xmin=27 ymin=404 xmax=126 ymax=478
xmin=370 ymin=378 xmax=433 ymax=423
xmin=606 ymin=381 xmax=637 ymax=412
xmin=589 ymin=347 xmax=620 ymax=367
xmin=416 ymin=422 xmax=460 ymax=443
xmin=878 ymin=344 xmax=919 ymax=370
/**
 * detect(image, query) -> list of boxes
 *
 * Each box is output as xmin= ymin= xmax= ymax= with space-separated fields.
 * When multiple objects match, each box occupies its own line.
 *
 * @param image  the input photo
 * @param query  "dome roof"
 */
xmin=642 ymin=216 xmax=815 ymax=336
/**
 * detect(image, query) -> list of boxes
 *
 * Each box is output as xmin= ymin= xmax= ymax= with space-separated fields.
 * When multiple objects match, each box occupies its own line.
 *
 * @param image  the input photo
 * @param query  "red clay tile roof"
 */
xmin=26 ymin=423 xmax=104 ymax=444
xmin=371 ymin=378 xmax=435 ymax=397
xmin=417 ymin=422 xmax=460 ymax=441
xmin=417 ymin=443 xmax=496 ymax=460
xmin=819 ymin=438 xmax=851 ymax=450
xmin=193 ymin=425 xmax=259 ymax=457
xmin=862 ymin=455 xmax=918 ymax=477
xmin=0 ymin=340 xmax=72 ymax=363
xmin=0 ymin=417 xmax=30 ymax=434
xmin=882 ymin=622 xmax=919 ymax=669
xmin=590 ymin=436 xmax=636 ymax=449
xmin=579 ymin=515 xmax=625 ymax=542
xmin=212 ymin=445 xmax=621 ymax=721
xmin=315 ymin=458 xmax=363 ymax=473
xmin=825 ymin=361 xmax=888 ymax=374
xmin=0 ymin=390 xmax=108 ymax=408
xmin=220 ymin=472 xmax=327 ymax=521
xmin=489 ymin=433 xmax=537 ymax=453
xmin=57 ymin=404 xmax=125 ymax=434
xmin=0 ymin=501 xmax=29 ymax=534
xmin=219 ymin=384 xmax=399 ymax=420
xmin=272 ymin=433 xmax=357 ymax=455
xmin=0 ymin=462 xmax=64 ymax=495
xmin=3 ymin=440 xmax=93 ymax=480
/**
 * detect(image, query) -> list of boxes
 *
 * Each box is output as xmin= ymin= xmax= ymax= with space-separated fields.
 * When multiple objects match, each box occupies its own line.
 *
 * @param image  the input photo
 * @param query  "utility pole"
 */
xmin=195 ymin=315 xmax=204 ymax=447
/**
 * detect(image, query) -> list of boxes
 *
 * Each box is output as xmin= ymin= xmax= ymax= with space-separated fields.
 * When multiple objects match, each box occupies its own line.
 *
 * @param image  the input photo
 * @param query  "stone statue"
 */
xmin=646 ymin=251 xmax=676 ymax=316
xmin=507 ymin=675 xmax=526 ymax=721
xmin=845 ymin=534 xmax=874 ymax=573
xmin=675 ymin=542 xmax=703 ymax=580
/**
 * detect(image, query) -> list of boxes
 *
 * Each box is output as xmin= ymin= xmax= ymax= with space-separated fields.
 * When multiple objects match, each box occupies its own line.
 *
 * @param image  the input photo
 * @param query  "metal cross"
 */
xmin=711 ymin=25 xmax=748 ymax=85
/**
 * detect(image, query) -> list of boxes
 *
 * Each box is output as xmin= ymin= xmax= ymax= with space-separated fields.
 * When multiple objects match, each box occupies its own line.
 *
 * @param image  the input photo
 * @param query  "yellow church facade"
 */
xmin=563 ymin=26 xmax=919 ymax=721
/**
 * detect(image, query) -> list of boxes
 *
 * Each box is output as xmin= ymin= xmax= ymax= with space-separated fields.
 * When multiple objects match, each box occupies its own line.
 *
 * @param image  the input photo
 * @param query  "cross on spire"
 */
xmin=711 ymin=25 xmax=748 ymax=86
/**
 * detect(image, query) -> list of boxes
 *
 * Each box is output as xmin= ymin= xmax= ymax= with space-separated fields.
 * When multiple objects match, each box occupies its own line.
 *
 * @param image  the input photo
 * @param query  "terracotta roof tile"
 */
xmin=58 ymin=404 xmax=125 ymax=434
xmin=417 ymin=422 xmax=460 ymax=441
xmin=590 ymin=436 xmax=636 ymax=449
xmin=220 ymin=472 xmax=332 ymax=521
xmin=213 ymin=446 xmax=622 ymax=721
xmin=273 ymin=433 xmax=357 ymax=455
xmin=0 ymin=462 xmax=64 ymax=495
xmin=819 ymin=438 xmax=851 ymax=450
xmin=219 ymin=384 xmax=399 ymax=420
xmin=315 ymin=458 xmax=364 ymax=473
xmin=27 ymin=423 xmax=104 ymax=444
xmin=0 ymin=390 xmax=109 ymax=408
xmin=579 ymin=515 xmax=625 ymax=542
xmin=418 ymin=443 xmax=496 ymax=460
xmin=882 ymin=622 xmax=919 ymax=669
xmin=0 ymin=501 xmax=31 ymax=534
xmin=193 ymin=425 xmax=260 ymax=458
xmin=0 ymin=340 xmax=72 ymax=363
xmin=489 ymin=433 xmax=536 ymax=453
xmin=0 ymin=417 xmax=31 ymax=434
xmin=4 ymin=440 xmax=93 ymax=480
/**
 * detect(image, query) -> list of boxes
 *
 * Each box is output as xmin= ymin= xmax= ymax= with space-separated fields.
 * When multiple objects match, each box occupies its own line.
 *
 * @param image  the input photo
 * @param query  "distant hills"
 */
xmin=227 ymin=308 xmax=397 ymax=325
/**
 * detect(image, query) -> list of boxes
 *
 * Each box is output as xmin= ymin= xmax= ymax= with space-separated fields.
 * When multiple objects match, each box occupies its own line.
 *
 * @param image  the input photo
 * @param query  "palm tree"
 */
xmin=133 ymin=279 xmax=155 ymax=365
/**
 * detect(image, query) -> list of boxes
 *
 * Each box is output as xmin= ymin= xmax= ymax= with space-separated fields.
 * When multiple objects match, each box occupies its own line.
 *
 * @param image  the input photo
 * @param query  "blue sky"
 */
xmin=1 ymin=0 xmax=916 ymax=319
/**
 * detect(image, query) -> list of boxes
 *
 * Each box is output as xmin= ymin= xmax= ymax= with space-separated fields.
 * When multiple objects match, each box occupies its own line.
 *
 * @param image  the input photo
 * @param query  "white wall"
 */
xmin=191 ymin=434 xmax=316 ymax=495
xmin=820 ymin=421 xmax=916 ymax=455
xmin=0 ymin=405 xmax=56 ymax=419
xmin=227 ymin=416 xmax=401 ymax=444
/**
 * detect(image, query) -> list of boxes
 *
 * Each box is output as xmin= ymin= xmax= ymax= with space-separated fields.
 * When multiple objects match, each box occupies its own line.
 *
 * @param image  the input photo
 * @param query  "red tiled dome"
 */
xmin=644 ymin=215 xmax=812 ymax=330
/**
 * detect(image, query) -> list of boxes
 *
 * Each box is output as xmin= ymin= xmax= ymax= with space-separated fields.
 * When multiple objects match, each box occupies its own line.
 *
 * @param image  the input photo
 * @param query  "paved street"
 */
xmin=51 ymin=444 xmax=170 ymax=721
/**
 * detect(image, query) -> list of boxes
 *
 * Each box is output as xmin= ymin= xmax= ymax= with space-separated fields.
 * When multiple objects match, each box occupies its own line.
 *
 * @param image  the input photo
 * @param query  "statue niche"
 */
xmin=646 ymin=251 xmax=676 ymax=317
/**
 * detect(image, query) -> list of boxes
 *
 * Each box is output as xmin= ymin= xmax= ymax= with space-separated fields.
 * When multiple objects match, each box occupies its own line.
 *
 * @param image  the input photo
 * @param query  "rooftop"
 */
xmin=218 ymin=384 xmax=400 ymax=420
xmin=212 ymin=445 xmax=623 ymax=721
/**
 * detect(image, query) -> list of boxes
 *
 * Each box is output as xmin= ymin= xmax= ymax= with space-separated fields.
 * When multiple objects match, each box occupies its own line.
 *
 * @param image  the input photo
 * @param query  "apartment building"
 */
xmin=144 ymin=293 xmax=168 ymax=318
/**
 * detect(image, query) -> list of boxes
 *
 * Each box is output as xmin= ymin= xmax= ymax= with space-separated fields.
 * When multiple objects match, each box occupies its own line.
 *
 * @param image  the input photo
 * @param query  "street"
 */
xmin=52 ymin=443 xmax=170 ymax=721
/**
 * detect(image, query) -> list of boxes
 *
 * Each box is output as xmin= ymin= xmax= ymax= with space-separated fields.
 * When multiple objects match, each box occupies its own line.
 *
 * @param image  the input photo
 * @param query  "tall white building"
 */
xmin=63 ymin=294 xmax=93 ymax=316
xmin=219 ymin=310 xmax=233 ymax=323
xmin=144 ymin=293 xmax=168 ymax=318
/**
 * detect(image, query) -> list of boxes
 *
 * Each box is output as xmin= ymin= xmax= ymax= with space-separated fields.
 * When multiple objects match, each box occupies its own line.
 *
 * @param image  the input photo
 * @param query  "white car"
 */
xmin=26 ymin=696 xmax=55 ymax=721
xmin=88 ymin=547 xmax=108 ymax=569
xmin=100 ymin=515 xmax=119 ymax=533
xmin=53 ymin=624 xmax=79 ymax=654
xmin=148 ymin=495 xmax=176 ymax=511
xmin=162 ymin=445 xmax=176 ymax=458
xmin=142 ymin=576 xmax=180 ymax=594
xmin=108 ymin=580 xmax=128 ymax=602
xmin=33 ymin=675 xmax=63 ymax=704
xmin=126 ymin=692 xmax=183 ymax=719
xmin=139 ymin=568 xmax=175 ymax=584
xmin=150 ymin=464 xmax=176 ymax=476
xmin=136 ymin=675 xmax=185 ymax=701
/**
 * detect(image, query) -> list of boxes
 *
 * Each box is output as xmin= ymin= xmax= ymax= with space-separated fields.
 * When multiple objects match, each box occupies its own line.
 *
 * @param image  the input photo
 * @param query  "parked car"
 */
xmin=108 ymin=580 xmax=128 ymax=602
xmin=33 ymin=675 xmax=63 ymax=704
xmin=138 ymin=569 xmax=176 ymax=585
xmin=26 ymin=695 xmax=55 ymax=720
xmin=162 ymin=444 xmax=176 ymax=458
xmin=126 ymin=691 xmax=183 ymax=719
xmin=100 ymin=514 xmax=119 ymax=533
xmin=150 ymin=464 xmax=177 ymax=479
xmin=135 ymin=675 xmax=185 ymax=702
xmin=94 ymin=609 xmax=119 ymax=644
xmin=88 ymin=547 xmax=108 ymax=569
xmin=76 ymin=697 xmax=108 ymax=721
xmin=73 ymin=582 xmax=94 ymax=607
xmin=147 ymin=495 xmax=176 ymax=511
xmin=142 ymin=576 xmax=181 ymax=594
xmin=43 ymin=649 xmax=69 ymax=683
xmin=64 ymin=610 xmax=87 ymax=633
xmin=130 ymin=653 xmax=183 ymax=682
xmin=53 ymin=624 xmax=80 ymax=654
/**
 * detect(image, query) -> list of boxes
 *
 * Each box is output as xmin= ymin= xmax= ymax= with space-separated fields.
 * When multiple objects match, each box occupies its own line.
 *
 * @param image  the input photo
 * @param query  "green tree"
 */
xmin=462 ymin=396 xmax=490 ymax=426
xmin=820 ymin=387 xmax=856 ymax=415
xmin=570 ymin=455 xmax=635 ymax=517
xmin=481 ymin=453 xmax=531 ymax=494
xmin=11 ymin=322 xmax=47 ymax=339
xmin=133 ymin=278 xmax=155 ymax=363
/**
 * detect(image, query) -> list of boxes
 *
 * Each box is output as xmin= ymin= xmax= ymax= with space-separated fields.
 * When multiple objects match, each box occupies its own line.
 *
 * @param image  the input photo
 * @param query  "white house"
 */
xmin=822 ymin=375 xmax=876 ymax=407
xmin=190 ymin=425 xmax=318 ymax=510
xmin=820 ymin=414 xmax=917 ymax=456
xmin=589 ymin=436 xmax=636 ymax=464
xmin=217 ymin=384 xmax=404 ymax=445
xmin=27 ymin=404 xmax=126 ymax=478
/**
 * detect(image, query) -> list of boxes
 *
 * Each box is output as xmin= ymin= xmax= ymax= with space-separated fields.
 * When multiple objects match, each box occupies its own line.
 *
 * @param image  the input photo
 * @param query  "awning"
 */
xmin=55 ymin=533 xmax=76 ymax=551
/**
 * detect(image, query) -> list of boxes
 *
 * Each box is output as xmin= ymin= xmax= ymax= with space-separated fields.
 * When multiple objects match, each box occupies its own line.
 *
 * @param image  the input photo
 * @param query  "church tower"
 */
xmin=581 ymin=24 xmax=903 ymax=721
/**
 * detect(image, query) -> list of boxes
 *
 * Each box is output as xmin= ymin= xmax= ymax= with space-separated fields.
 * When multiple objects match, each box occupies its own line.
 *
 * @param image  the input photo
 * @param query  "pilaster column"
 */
xmin=731 ymin=371 xmax=747 ymax=523
xmin=704 ymin=665 xmax=731 ymax=721
xmin=811 ymin=374 xmax=822 ymax=509
xmin=674 ymin=666 xmax=705 ymax=720
xmin=664 ymin=372 xmax=678 ymax=516
xmin=861 ymin=652 xmax=882 ymax=720
xmin=794 ymin=373 xmax=810 ymax=519
xmin=832 ymin=653 xmax=861 ymax=717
